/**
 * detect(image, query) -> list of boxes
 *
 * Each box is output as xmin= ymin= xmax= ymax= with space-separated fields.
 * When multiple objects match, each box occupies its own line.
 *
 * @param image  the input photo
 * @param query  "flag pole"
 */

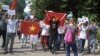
xmin=60 ymin=13 xmax=67 ymax=20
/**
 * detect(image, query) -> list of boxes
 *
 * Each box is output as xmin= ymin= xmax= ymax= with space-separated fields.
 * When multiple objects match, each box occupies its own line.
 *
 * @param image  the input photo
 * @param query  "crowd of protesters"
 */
xmin=0 ymin=9 xmax=99 ymax=56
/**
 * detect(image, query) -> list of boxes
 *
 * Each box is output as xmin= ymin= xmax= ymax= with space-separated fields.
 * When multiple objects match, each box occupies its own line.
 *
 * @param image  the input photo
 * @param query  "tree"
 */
xmin=97 ymin=0 xmax=100 ymax=22
xmin=2 ymin=0 xmax=96 ymax=21
xmin=2 ymin=0 xmax=11 ymax=5
xmin=31 ymin=0 xmax=48 ymax=19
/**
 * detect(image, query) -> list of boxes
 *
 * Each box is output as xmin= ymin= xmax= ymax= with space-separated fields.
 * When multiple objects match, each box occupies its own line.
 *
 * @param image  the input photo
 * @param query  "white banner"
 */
xmin=7 ymin=9 xmax=16 ymax=16
xmin=1 ymin=5 xmax=9 ymax=10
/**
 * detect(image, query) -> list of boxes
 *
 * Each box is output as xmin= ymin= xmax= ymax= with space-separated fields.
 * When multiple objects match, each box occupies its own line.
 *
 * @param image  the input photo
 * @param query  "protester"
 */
xmin=29 ymin=17 xmax=39 ymax=52
xmin=21 ymin=17 xmax=30 ymax=48
xmin=16 ymin=18 xmax=22 ymax=39
xmin=48 ymin=16 xmax=59 ymax=54
xmin=3 ymin=15 xmax=18 ymax=54
xmin=0 ymin=12 xmax=7 ymax=48
xmin=88 ymin=21 xmax=98 ymax=54
xmin=40 ymin=21 xmax=50 ymax=51
xmin=0 ymin=6 xmax=99 ymax=56
xmin=79 ymin=22 xmax=88 ymax=55
xmin=30 ymin=34 xmax=38 ymax=52
xmin=63 ymin=19 xmax=69 ymax=50
xmin=64 ymin=19 xmax=78 ymax=56
xmin=57 ymin=25 xmax=65 ymax=50
xmin=76 ymin=23 xmax=82 ymax=50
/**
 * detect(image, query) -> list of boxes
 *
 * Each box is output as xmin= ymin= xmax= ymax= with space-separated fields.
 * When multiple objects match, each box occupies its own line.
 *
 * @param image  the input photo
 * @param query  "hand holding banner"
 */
xmin=44 ymin=11 xmax=66 ymax=26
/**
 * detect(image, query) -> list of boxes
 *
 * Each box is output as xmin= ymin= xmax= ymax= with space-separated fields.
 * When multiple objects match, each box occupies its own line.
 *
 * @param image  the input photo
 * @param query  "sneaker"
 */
xmin=52 ymin=52 xmax=57 ymax=54
xmin=3 ymin=51 xmax=8 ymax=55
xmin=51 ymin=49 xmax=56 ymax=54
xmin=2 ymin=45 xmax=4 ymax=48
xmin=81 ymin=52 xmax=84 ymax=56
xmin=24 ymin=45 xmax=26 ymax=47
xmin=43 ymin=48 xmax=47 ymax=52
xmin=31 ymin=48 xmax=34 ymax=52
xmin=10 ymin=51 xmax=13 ymax=54
xmin=21 ymin=45 xmax=24 ymax=48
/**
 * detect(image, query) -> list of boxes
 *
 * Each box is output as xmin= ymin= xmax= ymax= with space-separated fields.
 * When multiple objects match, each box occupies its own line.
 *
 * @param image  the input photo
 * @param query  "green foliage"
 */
xmin=0 ymin=2 xmax=3 ymax=7
xmin=97 ymin=28 xmax=100 ymax=43
xmin=2 ymin=0 xmax=11 ymax=5
xmin=31 ymin=0 xmax=47 ymax=19
xmin=16 ymin=0 xmax=25 ymax=14
xmin=31 ymin=0 xmax=99 ymax=21
xmin=88 ymin=14 xmax=97 ymax=21
xmin=2 ymin=0 xmax=99 ymax=21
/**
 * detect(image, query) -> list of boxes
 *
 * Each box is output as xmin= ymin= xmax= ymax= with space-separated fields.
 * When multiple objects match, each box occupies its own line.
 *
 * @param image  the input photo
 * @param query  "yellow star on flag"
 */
xmin=29 ymin=25 xmax=35 ymax=32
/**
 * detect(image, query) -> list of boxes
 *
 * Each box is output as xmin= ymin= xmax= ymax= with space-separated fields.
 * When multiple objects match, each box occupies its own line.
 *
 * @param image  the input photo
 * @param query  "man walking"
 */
xmin=3 ymin=15 xmax=18 ymax=54
xmin=49 ymin=16 xmax=59 ymax=54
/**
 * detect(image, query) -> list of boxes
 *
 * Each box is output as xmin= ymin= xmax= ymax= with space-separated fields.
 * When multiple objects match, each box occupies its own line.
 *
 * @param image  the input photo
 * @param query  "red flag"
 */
xmin=10 ymin=0 xmax=17 ymax=9
xmin=21 ymin=20 xmax=40 ymax=35
xmin=44 ymin=11 xmax=66 ymax=26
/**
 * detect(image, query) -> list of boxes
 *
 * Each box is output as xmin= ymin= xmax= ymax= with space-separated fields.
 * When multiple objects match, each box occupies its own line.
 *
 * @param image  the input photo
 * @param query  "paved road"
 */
xmin=0 ymin=37 xmax=100 ymax=56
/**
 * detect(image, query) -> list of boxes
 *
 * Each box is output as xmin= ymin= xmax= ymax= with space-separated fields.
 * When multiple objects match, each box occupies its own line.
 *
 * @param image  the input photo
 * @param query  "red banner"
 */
xmin=21 ymin=20 xmax=40 ymax=35
xmin=44 ymin=11 xmax=66 ymax=26
xmin=10 ymin=0 xmax=17 ymax=9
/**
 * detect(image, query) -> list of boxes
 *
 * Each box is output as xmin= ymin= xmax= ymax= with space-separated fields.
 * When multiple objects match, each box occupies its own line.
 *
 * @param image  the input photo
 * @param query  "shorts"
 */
xmin=30 ymin=35 xmax=38 ymax=44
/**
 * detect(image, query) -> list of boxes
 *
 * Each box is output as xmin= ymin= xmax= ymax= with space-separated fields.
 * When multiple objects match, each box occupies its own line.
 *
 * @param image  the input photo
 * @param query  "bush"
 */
xmin=87 ymin=14 xmax=97 ymax=22
xmin=97 ymin=28 xmax=100 ymax=43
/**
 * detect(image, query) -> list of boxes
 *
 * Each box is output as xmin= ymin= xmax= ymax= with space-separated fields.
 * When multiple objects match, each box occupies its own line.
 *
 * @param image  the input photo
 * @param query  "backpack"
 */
xmin=64 ymin=28 xmax=73 ymax=44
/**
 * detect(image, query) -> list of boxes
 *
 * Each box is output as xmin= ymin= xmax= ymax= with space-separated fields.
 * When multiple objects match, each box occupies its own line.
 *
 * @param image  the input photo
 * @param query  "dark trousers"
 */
xmin=65 ymin=44 xmax=78 ymax=56
xmin=17 ymin=31 xmax=21 ymax=39
xmin=48 ymin=33 xmax=58 ymax=52
xmin=0 ymin=30 xmax=6 ymax=48
xmin=57 ymin=34 xmax=64 ymax=50
xmin=79 ymin=39 xmax=86 ymax=53
xmin=4 ymin=33 xmax=16 ymax=52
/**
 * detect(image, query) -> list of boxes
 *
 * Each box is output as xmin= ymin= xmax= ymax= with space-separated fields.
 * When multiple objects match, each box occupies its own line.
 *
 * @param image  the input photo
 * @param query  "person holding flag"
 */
xmin=21 ymin=16 xmax=30 ymax=48
xmin=44 ymin=10 xmax=66 ymax=54
xmin=49 ymin=16 xmax=59 ymax=54
xmin=20 ymin=16 xmax=40 ymax=51
xmin=29 ymin=18 xmax=40 ymax=52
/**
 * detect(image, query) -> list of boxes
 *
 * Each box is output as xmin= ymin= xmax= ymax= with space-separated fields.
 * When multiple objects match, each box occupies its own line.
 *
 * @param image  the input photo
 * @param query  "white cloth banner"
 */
xmin=78 ymin=18 xmax=84 ymax=23
xmin=78 ymin=16 xmax=89 ymax=23
xmin=82 ymin=16 xmax=89 ymax=22
xmin=1 ymin=5 xmax=9 ymax=10
xmin=7 ymin=9 xmax=16 ymax=15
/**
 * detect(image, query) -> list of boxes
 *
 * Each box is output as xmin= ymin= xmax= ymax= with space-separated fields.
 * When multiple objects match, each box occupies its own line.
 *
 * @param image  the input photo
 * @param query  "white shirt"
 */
xmin=40 ymin=22 xmax=50 ymax=36
xmin=58 ymin=26 xmax=65 ymax=34
xmin=7 ymin=19 xmax=18 ymax=33
xmin=79 ymin=26 xmax=88 ymax=39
